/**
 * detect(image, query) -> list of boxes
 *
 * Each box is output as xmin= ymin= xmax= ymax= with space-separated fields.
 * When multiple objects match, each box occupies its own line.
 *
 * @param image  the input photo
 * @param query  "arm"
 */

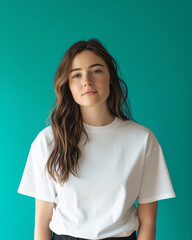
xmin=34 ymin=199 xmax=55 ymax=240
xmin=137 ymin=201 xmax=158 ymax=240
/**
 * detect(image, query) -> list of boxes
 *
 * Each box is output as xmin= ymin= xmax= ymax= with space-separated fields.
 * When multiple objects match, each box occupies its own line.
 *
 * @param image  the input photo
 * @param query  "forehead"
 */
xmin=71 ymin=50 xmax=107 ymax=68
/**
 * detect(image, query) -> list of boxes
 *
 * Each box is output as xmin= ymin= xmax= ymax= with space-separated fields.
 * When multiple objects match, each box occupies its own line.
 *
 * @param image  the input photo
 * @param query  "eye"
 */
xmin=72 ymin=69 xmax=102 ymax=79
xmin=93 ymin=69 xmax=102 ymax=74
xmin=72 ymin=73 xmax=81 ymax=78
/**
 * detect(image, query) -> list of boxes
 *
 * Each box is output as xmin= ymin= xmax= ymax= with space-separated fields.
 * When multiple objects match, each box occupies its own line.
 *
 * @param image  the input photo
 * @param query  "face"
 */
xmin=68 ymin=50 xmax=110 ymax=110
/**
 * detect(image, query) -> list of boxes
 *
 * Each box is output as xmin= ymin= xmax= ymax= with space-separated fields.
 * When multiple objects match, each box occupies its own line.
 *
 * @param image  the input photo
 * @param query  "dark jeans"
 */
xmin=52 ymin=231 xmax=137 ymax=240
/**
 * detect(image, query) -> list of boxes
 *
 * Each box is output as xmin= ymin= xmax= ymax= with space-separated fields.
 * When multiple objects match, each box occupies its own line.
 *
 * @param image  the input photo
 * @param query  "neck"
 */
xmin=80 ymin=104 xmax=115 ymax=126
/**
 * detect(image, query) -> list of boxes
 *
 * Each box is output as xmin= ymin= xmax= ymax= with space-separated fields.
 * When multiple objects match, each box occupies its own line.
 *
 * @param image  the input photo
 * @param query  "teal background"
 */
xmin=1 ymin=0 xmax=191 ymax=239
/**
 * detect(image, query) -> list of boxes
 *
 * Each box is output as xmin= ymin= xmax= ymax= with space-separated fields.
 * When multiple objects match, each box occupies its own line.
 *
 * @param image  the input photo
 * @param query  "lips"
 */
xmin=83 ymin=90 xmax=97 ymax=95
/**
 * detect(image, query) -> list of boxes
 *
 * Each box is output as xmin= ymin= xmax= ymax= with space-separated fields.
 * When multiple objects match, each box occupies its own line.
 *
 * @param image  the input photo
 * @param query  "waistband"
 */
xmin=52 ymin=231 xmax=137 ymax=240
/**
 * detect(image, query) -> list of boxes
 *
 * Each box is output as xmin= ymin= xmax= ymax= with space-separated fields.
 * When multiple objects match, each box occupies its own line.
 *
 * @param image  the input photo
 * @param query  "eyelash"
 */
xmin=72 ymin=69 xmax=102 ymax=78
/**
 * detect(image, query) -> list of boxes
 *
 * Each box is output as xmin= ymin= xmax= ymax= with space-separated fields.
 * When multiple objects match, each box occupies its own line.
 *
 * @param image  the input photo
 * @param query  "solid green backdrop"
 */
xmin=1 ymin=0 xmax=191 ymax=239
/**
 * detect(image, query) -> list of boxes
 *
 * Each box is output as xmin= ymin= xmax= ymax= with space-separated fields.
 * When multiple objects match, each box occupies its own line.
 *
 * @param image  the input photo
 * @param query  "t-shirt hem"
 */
xmin=50 ymin=226 xmax=138 ymax=240
xmin=137 ymin=192 xmax=176 ymax=204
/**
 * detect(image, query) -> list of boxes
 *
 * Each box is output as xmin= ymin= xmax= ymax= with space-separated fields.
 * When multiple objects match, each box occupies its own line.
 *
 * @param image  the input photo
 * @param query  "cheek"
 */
xmin=99 ymin=77 xmax=110 ymax=89
xmin=69 ymin=82 xmax=81 ymax=98
xmin=102 ymin=73 xmax=110 ymax=85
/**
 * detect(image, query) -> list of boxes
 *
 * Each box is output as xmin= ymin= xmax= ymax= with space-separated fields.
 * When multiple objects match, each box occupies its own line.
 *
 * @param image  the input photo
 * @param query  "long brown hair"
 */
xmin=46 ymin=38 xmax=137 ymax=185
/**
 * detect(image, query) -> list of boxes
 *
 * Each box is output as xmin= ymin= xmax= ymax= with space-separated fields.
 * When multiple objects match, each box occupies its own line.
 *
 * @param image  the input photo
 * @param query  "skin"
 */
xmin=137 ymin=201 xmax=158 ymax=240
xmin=34 ymin=50 xmax=158 ymax=240
xmin=68 ymin=49 xmax=115 ymax=126
xmin=34 ymin=199 xmax=54 ymax=240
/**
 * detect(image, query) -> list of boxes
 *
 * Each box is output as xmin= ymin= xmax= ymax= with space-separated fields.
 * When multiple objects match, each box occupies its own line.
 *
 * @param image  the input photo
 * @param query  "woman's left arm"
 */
xmin=137 ymin=201 xmax=158 ymax=240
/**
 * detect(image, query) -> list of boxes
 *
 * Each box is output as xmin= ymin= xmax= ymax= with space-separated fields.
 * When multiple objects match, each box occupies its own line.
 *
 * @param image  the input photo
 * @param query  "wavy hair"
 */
xmin=46 ymin=38 xmax=137 ymax=185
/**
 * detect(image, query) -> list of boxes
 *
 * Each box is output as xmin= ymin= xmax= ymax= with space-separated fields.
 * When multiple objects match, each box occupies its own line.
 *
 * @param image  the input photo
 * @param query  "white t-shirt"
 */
xmin=18 ymin=117 xmax=176 ymax=239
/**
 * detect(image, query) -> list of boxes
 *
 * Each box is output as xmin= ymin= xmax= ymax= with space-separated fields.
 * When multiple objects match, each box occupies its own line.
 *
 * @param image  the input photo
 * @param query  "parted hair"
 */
xmin=46 ymin=38 xmax=136 ymax=185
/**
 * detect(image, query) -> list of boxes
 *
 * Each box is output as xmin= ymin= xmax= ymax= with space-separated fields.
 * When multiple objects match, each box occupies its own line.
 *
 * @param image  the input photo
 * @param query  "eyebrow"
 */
xmin=70 ymin=64 xmax=104 ymax=74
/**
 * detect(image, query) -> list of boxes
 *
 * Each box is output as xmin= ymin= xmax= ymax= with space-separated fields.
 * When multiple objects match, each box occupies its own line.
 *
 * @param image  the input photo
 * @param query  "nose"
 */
xmin=83 ymin=72 xmax=93 ymax=86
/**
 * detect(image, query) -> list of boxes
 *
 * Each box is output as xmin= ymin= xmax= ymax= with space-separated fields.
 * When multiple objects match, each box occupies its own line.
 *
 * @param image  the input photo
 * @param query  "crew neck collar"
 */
xmin=82 ymin=116 xmax=120 ymax=133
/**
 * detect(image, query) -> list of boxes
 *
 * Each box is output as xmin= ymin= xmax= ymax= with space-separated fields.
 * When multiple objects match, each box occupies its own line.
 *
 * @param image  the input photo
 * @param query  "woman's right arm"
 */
xmin=34 ymin=199 xmax=55 ymax=240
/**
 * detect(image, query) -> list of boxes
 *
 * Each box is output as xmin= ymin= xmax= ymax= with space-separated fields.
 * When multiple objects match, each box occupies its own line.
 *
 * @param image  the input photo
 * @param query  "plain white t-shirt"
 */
xmin=18 ymin=117 xmax=176 ymax=239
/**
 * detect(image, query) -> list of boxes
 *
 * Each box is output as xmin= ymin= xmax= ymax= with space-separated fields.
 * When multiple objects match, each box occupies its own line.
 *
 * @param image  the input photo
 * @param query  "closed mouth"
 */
xmin=83 ymin=91 xmax=97 ymax=95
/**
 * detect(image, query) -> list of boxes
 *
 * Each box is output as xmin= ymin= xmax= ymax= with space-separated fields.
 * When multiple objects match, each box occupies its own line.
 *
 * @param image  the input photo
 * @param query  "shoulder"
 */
xmin=118 ymin=118 xmax=153 ymax=137
xmin=117 ymin=118 xmax=159 ymax=147
xmin=31 ymin=125 xmax=54 ymax=150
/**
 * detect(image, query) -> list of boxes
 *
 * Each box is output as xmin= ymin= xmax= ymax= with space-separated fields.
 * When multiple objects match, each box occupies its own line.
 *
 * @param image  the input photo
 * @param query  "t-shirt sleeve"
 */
xmin=17 ymin=131 xmax=56 ymax=202
xmin=137 ymin=130 xmax=176 ymax=204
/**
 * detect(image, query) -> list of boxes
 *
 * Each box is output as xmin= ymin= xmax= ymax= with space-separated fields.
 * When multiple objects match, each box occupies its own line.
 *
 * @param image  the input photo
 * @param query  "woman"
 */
xmin=18 ymin=38 xmax=176 ymax=240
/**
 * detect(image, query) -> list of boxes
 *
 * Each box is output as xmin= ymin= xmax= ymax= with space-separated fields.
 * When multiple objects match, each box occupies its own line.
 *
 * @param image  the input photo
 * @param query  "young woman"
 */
xmin=18 ymin=39 xmax=176 ymax=240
